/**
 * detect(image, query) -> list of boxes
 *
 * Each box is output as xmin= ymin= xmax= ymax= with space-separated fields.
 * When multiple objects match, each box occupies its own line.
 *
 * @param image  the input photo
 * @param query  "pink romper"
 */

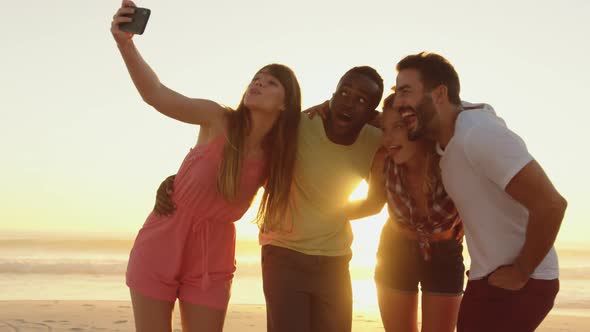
xmin=126 ymin=135 xmax=266 ymax=309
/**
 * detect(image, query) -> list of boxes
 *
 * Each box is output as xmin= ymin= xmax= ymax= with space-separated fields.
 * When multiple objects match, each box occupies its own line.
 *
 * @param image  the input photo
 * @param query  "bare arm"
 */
xmin=345 ymin=148 xmax=387 ymax=220
xmin=111 ymin=1 xmax=225 ymax=127
xmin=304 ymin=101 xmax=381 ymax=129
xmin=302 ymin=100 xmax=329 ymax=119
xmin=489 ymin=160 xmax=567 ymax=289
xmin=509 ymin=160 xmax=567 ymax=274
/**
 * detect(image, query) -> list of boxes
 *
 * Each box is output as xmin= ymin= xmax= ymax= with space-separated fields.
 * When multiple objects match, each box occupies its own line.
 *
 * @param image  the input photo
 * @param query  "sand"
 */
xmin=0 ymin=301 xmax=587 ymax=331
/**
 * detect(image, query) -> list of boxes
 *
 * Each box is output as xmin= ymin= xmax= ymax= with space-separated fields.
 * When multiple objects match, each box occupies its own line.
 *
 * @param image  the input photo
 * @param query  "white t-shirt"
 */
xmin=440 ymin=103 xmax=559 ymax=280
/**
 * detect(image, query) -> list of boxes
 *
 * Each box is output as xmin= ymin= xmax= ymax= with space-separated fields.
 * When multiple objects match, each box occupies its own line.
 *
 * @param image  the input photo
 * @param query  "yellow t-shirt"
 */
xmin=259 ymin=113 xmax=382 ymax=256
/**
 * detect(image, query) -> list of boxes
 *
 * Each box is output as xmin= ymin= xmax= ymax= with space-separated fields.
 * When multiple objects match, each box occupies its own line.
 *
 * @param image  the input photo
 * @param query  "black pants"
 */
xmin=261 ymin=245 xmax=353 ymax=332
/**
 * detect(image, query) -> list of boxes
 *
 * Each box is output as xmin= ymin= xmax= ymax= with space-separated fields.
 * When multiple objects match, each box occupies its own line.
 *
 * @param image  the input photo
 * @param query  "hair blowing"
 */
xmin=396 ymin=52 xmax=461 ymax=105
xmin=217 ymin=64 xmax=302 ymax=232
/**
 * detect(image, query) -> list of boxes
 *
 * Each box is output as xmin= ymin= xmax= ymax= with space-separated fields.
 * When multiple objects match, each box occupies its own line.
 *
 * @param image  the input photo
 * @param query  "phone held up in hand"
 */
xmin=119 ymin=7 xmax=151 ymax=35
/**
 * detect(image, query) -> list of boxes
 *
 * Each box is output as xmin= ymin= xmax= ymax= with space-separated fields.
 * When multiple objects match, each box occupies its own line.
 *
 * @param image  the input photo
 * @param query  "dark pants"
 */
xmin=261 ymin=245 xmax=353 ymax=332
xmin=457 ymin=276 xmax=559 ymax=332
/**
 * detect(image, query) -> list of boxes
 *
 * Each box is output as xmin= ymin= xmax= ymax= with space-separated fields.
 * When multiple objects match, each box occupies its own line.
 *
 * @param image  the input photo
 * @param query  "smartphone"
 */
xmin=119 ymin=7 xmax=151 ymax=35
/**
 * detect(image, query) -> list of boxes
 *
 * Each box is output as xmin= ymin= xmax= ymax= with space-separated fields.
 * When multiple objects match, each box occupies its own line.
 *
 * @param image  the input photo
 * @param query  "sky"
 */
xmin=1 ymin=0 xmax=589 ymax=247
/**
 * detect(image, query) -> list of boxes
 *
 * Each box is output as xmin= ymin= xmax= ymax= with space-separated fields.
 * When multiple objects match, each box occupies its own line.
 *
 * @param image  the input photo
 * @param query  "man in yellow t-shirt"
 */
xmin=153 ymin=66 xmax=384 ymax=332
xmin=259 ymin=66 xmax=383 ymax=332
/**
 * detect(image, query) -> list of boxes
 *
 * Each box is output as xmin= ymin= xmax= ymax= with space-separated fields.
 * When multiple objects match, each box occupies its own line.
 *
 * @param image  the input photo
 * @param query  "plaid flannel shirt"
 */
xmin=385 ymin=157 xmax=461 ymax=261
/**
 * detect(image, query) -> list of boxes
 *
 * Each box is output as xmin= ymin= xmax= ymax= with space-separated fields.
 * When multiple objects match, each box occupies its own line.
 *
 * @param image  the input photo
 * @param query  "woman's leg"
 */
xmin=375 ymin=225 xmax=421 ymax=332
xmin=420 ymin=239 xmax=465 ymax=332
xmin=420 ymin=292 xmax=462 ymax=332
xmin=377 ymin=285 xmax=419 ymax=332
xmin=179 ymin=300 xmax=227 ymax=332
xmin=130 ymin=289 xmax=175 ymax=332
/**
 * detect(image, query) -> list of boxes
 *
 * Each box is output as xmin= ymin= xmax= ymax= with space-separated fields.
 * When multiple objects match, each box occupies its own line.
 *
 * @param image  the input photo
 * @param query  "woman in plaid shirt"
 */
xmin=347 ymin=92 xmax=464 ymax=332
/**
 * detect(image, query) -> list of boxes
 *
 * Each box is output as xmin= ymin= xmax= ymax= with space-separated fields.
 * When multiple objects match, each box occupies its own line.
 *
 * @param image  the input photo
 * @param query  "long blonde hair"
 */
xmin=383 ymin=92 xmax=441 ymax=194
xmin=217 ymin=64 xmax=302 ymax=232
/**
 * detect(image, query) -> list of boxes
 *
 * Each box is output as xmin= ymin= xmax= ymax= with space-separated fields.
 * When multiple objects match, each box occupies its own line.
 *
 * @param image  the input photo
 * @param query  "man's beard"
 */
xmin=408 ymin=94 xmax=437 ymax=141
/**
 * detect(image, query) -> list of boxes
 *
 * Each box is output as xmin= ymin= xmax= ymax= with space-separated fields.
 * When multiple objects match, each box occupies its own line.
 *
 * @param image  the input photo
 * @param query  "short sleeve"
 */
xmin=462 ymin=123 xmax=533 ymax=189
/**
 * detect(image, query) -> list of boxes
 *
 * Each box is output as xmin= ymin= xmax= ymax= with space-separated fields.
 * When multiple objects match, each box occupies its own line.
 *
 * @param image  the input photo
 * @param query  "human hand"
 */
xmin=303 ymin=100 xmax=330 ymax=120
xmin=487 ymin=264 xmax=529 ymax=291
xmin=153 ymin=175 xmax=176 ymax=216
xmin=110 ymin=0 xmax=137 ymax=46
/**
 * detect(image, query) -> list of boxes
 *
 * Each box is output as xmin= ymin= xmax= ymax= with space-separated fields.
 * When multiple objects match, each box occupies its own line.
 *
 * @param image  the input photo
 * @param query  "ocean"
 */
xmin=0 ymin=235 xmax=588 ymax=316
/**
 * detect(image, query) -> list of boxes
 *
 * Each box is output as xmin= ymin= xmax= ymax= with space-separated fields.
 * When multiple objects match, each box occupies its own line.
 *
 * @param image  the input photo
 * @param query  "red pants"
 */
xmin=457 ymin=277 xmax=559 ymax=332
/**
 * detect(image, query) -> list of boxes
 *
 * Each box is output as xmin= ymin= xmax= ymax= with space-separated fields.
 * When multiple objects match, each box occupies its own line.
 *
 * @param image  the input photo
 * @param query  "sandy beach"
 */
xmin=0 ymin=301 xmax=384 ymax=332
xmin=0 ymin=300 xmax=587 ymax=331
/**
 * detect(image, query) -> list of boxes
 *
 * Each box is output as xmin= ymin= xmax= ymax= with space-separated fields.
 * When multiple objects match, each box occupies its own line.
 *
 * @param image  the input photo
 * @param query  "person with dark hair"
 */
xmin=259 ymin=66 xmax=383 ymax=332
xmin=156 ymin=65 xmax=385 ymax=332
xmin=111 ymin=2 xmax=302 ymax=331
xmin=392 ymin=51 xmax=567 ymax=332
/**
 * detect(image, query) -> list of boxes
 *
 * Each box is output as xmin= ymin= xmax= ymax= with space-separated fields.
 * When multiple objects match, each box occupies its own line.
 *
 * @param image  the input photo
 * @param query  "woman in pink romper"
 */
xmin=111 ymin=2 xmax=302 ymax=331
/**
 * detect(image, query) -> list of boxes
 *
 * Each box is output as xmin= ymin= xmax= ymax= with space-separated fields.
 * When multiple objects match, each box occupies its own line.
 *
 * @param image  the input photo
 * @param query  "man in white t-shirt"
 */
xmin=391 ymin=52 xmax=567 ymax=332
